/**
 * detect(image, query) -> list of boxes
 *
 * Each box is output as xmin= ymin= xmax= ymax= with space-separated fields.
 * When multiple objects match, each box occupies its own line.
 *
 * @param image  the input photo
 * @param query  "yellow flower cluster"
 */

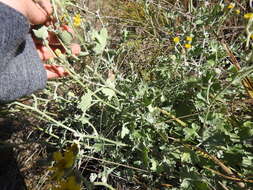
xmin=50 ymin=150 xmax=75 ymax=179
xmin=227 ymin=3 xmax=235 ymax=9
xmin=186 ymin=36 xmax=192 ymax=42
xmin=173 ymin=36 xmax=193 ymax=49
xmin=49 ymin=144 xmax=80 ymax=190
xmin=244 ymin=13 xmax=253 ymax=19
xmin=49 ymin=144 xmax=81 ymax=190
xmin=184 ymin=43 xmax=192 ymax=49
xmin=227 ymin=3 xmax=253 ymax=19
xmin=184 ymin=36 xmax=192 ymax=49
xmin=49 ymin=144 xmax=77 ymax=179
xmin=73 ymin=14 xmax=81 ymax=27
xmin=235 ymin=9 xmax=240 ymax=15
xmin=53 ymin=176 xmax=81 ymax=190
xmin=227 ymin=3 xmax=241 ymax=15
xmin=173 ymin=37 xmax=180 ymax=44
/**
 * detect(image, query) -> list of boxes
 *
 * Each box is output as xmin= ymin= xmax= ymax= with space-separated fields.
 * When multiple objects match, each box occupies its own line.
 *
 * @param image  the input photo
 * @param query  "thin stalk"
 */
xmin=83 ymin=155 xmax=149 ymax=173
xmin=14 ymin=102 xmax=76 ymax=133
xmin=13 ymin=102 xmax=125 ymax=146
xmin=93 ymin=182 xmax=116 ymax=190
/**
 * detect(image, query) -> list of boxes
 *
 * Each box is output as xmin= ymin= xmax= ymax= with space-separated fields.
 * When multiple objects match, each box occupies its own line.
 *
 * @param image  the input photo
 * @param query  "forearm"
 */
xmin=0 ymin=35 xmax=47 ymax=103
xmin=0 ymin=0 xmax=70 ymax=103
xmin=0 ymin=2 xmax=29 ymax=70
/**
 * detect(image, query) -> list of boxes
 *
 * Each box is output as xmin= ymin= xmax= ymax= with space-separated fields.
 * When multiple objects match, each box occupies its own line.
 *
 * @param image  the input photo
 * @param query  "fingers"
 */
xmin=27 ymin=0 xmax=52 ymax=24
xmin=61 ymin=25 xmax=75 ymax=34
xmin=47 ymin=25 xmax=76 ymax=45
xmin=0 ymin=0 xmax=52 ymax=24
xmin=44 ymin=64 xmax=69 ymax=79
xmin=33 ymin=25 xmax=75 ymax=46
xmin=36 ymin=45 xmax=55 ymax=61
xmin=34 ymin=24 xmax=81 ymax=60
xmin=69 ymin=43 xmax=81 ymax=55
xmin=36 ymin=0 xmax=52 ymax=15
xmin=36 ymin=43 xmax=81 ymax=61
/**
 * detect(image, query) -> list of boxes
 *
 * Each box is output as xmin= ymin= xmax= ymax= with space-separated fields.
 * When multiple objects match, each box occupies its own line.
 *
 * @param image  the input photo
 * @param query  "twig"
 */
xmin=205 ymin=167 xmax=253 ymax=184
xmin=222 ymin=41 xmax=253 ymax=99
xmin=166 ymin=137 xmax=246 ymax=188
xmin=83 ymin=155 xmax=149 ymax=173
xmin=189 ymin=146 xmax=246 ymax=188
xmin=156 ymin=107 xmax=187 ymax=127
xmin=93 ymin=182 xmax=116 ymax=190
xmin=218 ymin=181 xmax=230 ymax=190
xmin=14 ymin=102 xmax=126 ymax=147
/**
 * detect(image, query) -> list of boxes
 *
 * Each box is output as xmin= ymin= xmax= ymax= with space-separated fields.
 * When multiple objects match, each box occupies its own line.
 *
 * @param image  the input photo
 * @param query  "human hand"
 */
xmin=0 ymin=0 xmax=79 ymax=80
xmin=35 ymin=25 xmax=81 ymax=80
xmin=35 ymin=24 xmax=81 ymax=61
xmin=0 ymin=0 xmax=52 ymax=24
xmin=36 ymin=43 xmax=81 ymax=61
xmin=44 ymin=64 xmax=68 ymax=79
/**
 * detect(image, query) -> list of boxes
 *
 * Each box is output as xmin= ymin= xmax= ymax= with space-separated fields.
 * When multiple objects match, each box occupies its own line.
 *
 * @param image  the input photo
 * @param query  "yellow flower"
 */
xmin=244 ymin=13 xmax=253 ymax=19
xmin=251 ymin=34 xmax=253 ymax=40
xmin=55 ymin=49 xmax=63 ymax=57
xmin=227 ymin=3 xmax=235 ymax=9
xmin=235 ymin=9 xmax=240 ymax=15
xmin=73 ymin=14 xmax=81 ymax=27
xmin=184 ymin=44 xmax=192 ymax=49
xmin=186 ymin=36 xmax=192 ymax=42
xmin=173 ymin=37 xmax=180 ymax=44
xmin=49 ymin=144 xmax=78 ymax=179
xmin=56 ymin=151 xmax=74 ymax=168
xmin=53 ymin=176 xmax=81 ymax=190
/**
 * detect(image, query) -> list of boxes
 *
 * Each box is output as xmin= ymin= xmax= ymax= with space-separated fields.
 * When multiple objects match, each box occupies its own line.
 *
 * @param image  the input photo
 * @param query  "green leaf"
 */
xmin=99 ymin=167 xmax=116 ymax=183
xmin=181 ymin=152 xmax=191 ymax=163
xmin=33 ymin=26 xmax=48 ymax=40
xmin=92 ymin=28 xmax=108 ymax=54
xmin=183 ymin=123 xmax=200 ymax=140
xmin=95 ymin=28 xmax=107 ymax=46
xmin=238 ymin=121 xmax=253 ymax=140
xmin=101 ymin=88 xmax=115 ymax=99
xmin=58 ymin=30 xmax=73 ymax=45
xmin=89 ymin=173 xmax=97 ymax=182
xmin=139 ymin=143 xmax=149 ymax=168
xmin=195 ymin=19 xmax=204 ymax=25
xmin=196 ymin=92 xmax=206 ymax=102
xmin=78 ymin=116 xmax=90 ymax=125
xmin=242 ymin=156 xmax=253 ymax=167
xmin=101 ymin=77 xmax=116 ymax=99
xmin=93 ymin=143 xmax=104 ymax=152
xmin=150 ymin=158 xmax=158 ymax=171
xmin=193 ymin=181 xmax=210 ymax=190
xmin=78 ymin=90 xmax=92 ymax=113
xmin=243 ymin=121 xmax=253 ymax=128
xmin=207 ymin=59 xmax=216 ymax=67
xmin=121 ymin=125 xmax=130 ymax=138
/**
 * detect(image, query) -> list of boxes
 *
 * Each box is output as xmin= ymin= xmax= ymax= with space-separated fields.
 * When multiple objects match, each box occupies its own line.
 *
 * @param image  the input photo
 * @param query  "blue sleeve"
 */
xmin=0 ymin=2 xmax=47 ymax=103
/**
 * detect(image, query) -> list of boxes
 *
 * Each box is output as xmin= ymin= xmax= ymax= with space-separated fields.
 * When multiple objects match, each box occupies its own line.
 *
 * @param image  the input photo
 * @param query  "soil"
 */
xmin=0 ymin=114 xmax=50 ymax=190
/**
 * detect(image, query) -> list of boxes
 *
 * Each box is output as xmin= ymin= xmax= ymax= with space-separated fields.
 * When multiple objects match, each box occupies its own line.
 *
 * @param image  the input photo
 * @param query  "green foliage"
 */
xmin=33 ymin=25 xmax=49 ymax=40
xmin=58 ymin=30 xmax=74 ymax=45
xmin=91 ymin=28 xmax=108 ymax=54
